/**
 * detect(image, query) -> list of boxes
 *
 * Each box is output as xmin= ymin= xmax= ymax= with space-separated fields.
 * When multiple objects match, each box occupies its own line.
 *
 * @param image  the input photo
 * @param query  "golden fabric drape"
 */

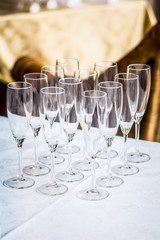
xmin=0 ymin=1 xmax=157 ymax=84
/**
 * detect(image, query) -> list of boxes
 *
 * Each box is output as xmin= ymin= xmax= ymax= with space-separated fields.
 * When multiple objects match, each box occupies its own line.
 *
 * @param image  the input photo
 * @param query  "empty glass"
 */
xmin=4 ymin=82 xmax=35 ymax=189
xmin=112 ymin=73 xmax=139 ymax=176
xmin=97 ymin=81 xmax=123 ymax=188
xmin=72 ymin=69 xmax=99 ymax=171
xmin=56 ymin=78 xmax=84 ymax=182
xmin=23 ymin=73 xmax=50 ymax=176
xmin=127 ymin=64 xmax=151 ymax=163
xmin=94 ymin=61 xmax=118 ymax=159
xmin=56 ymin=58 xmax=80 ymax=154
xmin=77 ymin=90 xmax=109 ymax=201
xmin=39 ymin=65 xmax=65 ymax=165
xmin=37 ymin=87 xmax=68 ymax=196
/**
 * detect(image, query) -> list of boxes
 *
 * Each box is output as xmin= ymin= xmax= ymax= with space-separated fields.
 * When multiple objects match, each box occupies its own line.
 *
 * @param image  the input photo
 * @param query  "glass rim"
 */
xmin=24 ymin=72 xmax=48 ymax=80
xmin=75 ymin=69 xmax=97 ymax=77
xmin=7 ymin=81 xmax=32 ymax=90
xmin=56 ymin=57 xmax=79 ymax=64
xmin=59 ymin=77 xmax=82 ymax=85
xmin=127 ymin=64 xmax=150 ymax=71
xmin=41 ymin=65 xmax=64 ymax=73
xmin=115 ymin=73 xmax=138 ymax=80
xmin=40 ymin=86 xmax=65 ymax=95
xmin=98 ymin=81 xmax=123 ymax=89
xmin=82 ymin=90 xmax=106 ymax=99
xmin=94 ymin=61 xmax=117 ymax=68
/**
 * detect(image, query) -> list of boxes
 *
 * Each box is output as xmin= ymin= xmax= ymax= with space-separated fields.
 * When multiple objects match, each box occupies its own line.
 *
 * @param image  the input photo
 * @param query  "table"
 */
xmin=0 ymin=1 xmax=157 ymax=84
xmin=0 ymin=116 xmax=160 ymax=239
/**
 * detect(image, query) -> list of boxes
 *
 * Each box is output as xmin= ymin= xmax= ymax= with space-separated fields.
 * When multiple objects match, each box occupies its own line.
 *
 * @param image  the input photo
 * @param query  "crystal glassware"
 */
xmin=56 ymin=77 xmax=84 ymax=182
xmin=127 ymin=64 xmax=151 ymax=163
xmin=4 ymin=82 xmax=35 ymax=189
xmin=77 ymin=90 xmax=109 ymax=201
xmin=97 ymin=81 xmax=123 ymax=188
xmin=72 ymin=69 xmax=99 ymax=171
xmin=112 ymin=73 xmax=139 ymax=176
xmin=37 ymin=87 xmax=68 ymax=196
xmin=56 ymin=58 xmax=80 ymax=154
xmin=94 ymin=61 xmax=118 ymax=159
xmin=39 ymin=65 xmax=65 ymax=165
xmin=23 ymin=73 xmax=50 ymax=176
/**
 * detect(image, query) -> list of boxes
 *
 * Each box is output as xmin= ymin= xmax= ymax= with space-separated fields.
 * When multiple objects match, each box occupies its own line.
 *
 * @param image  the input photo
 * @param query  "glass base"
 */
xmin=112 ymin=164 xmax=139 ymax=176
xmin=97 ymin=175 xmax=124 ymax=188
xmin=72 ymin=160 xmax=99 ymax=171
xmin=3 ymin=176 xmax=35 ymax=189
xmin=56 ymin=170 xmax=84 ymax=182
xmin=36 ymin=182 xmax=68 ymax=196
xmin=39 ymin=153 xmax=65 ymax=165
xmin=23 ymin=164 xmax=50 ymax=176
xmin=76 ymin=187 xmax=109 ymax=201
xmin=96 ymin=149 xmax=118 ymax=159
xmin=56 ymin=144 xmax=80 ymax=155
xmin=127 ymin=151 xmax=151 ymax=163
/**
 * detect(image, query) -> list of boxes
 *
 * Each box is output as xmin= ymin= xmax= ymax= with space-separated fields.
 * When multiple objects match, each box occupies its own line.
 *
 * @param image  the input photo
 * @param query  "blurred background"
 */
xmin=0 ymin=0 xmax=160 ymax=142
xmin=0 ymin=0 xmax=159 ymax=19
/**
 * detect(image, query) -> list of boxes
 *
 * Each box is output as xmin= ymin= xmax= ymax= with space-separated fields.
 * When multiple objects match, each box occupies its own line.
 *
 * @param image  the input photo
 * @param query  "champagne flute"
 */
xmin=4 ymin=82 xmax=35 ymax=189
xmin=41 ymin=65 xmax=64 ymax=86
xmin=37 ymin=87 xmax=68 ymax=196
xmin=127 ymin=64 xmax=151 ymax=163
xmin=97 ymin=81 xmax=124 ymax=188
xmin=23 ymin=73 xmax=50 ymax=176
xmin=56 ymin=77 xmax=84 ymax=182
xmin=56 ymin=58 xmax=80 ymax=154
xmin=39 ymin=65 xmax=65 ymax=165
xmin=94 ymin=61 xmax=118 ymax=159
xmin=112 ymin=73 xmax=139 ymax=176
xmin=72 ymin=69 xmax=99 ymax=171
xmin=76 ymin=90 xmax=109 ymax=200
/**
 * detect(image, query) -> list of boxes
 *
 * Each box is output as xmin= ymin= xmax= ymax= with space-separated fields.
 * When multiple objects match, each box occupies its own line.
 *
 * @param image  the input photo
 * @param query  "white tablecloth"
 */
xmin=0 ymin=116 xmax=160 ymax=239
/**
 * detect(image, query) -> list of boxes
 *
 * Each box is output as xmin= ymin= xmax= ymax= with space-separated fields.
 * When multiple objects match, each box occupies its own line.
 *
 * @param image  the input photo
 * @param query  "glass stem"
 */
xmin=91 ymin=156 xmax=97 ymax=190
xmin=135 ymin=121 xmax=140 ymax=153
xmin=68 ymin=140 xmax=73 ymax=173
xmin=33 ymin=127 xmax=40 ymax=166
xmin=106 ymin=146 xmax=112 ymax=178
xmin=83 ymin=136 xmax=88 ymax=164
xmin=123 ymin=134 xmax=128 ymax=167
xmin=17 ymin=139 xmax=24 ymax=178
xmin=50 ymin=149 xmax=56 ymax=185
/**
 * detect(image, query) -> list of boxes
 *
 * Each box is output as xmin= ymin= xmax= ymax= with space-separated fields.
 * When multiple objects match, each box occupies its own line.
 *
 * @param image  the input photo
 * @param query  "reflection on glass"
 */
xmin=97 ymin=81 xmax=123 ymax=188
xmin=94 ymin=61 xmax=118 ymax=159
xmin=73 ymin=69 xmax=99 ymax=171
xmin=56 ymin=58 xmax=80 ymax=154
xmin=77 ymin=90 xmax=109 ymax=201
xmin=127 ymin=64 xmax=151 ymax=163
xmin=56 ymin=77 xmax=84 ymax=182
xmin=4 ymin=82 xmax=35 ymax=189
xmin=37 ymin=87 xmax=68 ymax=196
xmin=23 ymin=73 xmax=50 ymax=176
xmin=112 ymin=73 xmax=139 ymax=176
xmin=39 ymin=65 xmax=65 ymax=165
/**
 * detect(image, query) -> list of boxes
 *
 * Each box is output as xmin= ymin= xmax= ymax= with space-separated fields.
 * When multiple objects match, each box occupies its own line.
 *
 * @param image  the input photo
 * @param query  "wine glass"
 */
xmin=39 ymin=65 xmax=65 ymax=165
xmin=37 ymin=87 xmax=68 ymax=196
xmin=127 ymin=64 xmax=151 ymax=163
xmin=4 ymin=82 xmax=35 ymax=189
xmin=23 ymin=73 xmax=50 ymax=176
xmin=112 ymin=73 xmax=139 ymax=176
xmin=56 ymin=58 xmax=80 ymax=154
xmin=72 ymin=69 xmax=99 ymax=171
xmin=76 ymin=90 xmax=109 ymax=200
xmin=56 ymin=77 xmax=84 ymax=182
xmin=94 ymin=61 xmax=118 ymax=159
xmin=97 ymin=81 xmax=124 ymax=188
